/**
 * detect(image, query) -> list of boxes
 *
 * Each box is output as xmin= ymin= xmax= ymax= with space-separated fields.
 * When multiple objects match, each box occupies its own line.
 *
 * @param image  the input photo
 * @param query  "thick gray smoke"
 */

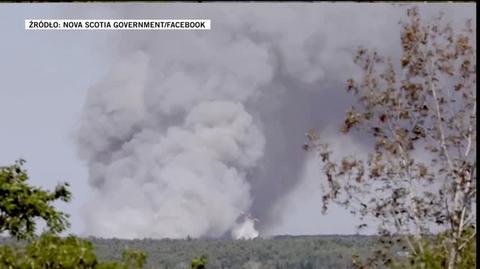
xmin=75 ymin=3 xmax=475 ymax=238
xmin=77 ymin=45 xmax=270 ymax=238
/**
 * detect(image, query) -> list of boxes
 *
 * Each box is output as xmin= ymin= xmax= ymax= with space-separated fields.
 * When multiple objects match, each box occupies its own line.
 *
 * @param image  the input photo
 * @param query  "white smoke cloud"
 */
xmin=77 ymin=9 xmax=275 ymax=238
xmin=231 ymin=213 xmax=260 ymax=240
xmin=80 ymin=99 xmax=265 ymax=238
xmin=74 ymin=3 xmax=475 ymax=238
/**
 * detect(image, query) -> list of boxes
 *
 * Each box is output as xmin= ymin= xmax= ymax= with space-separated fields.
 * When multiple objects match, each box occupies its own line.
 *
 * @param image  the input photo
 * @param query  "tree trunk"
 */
xmin=447 ymin=248 xmax=457 ymax=269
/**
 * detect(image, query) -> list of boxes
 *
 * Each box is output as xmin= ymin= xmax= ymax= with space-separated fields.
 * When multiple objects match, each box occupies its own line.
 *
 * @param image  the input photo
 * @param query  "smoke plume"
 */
xmin=75 ymin=3 xmax=474 ymax=238
xmin=231 ymin=213 xmax=259 ymax=240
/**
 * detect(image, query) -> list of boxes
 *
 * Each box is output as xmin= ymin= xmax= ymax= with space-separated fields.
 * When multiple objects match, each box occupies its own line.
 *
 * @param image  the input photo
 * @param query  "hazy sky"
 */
xmin=0 ymin=3 xmax=475 ymax=238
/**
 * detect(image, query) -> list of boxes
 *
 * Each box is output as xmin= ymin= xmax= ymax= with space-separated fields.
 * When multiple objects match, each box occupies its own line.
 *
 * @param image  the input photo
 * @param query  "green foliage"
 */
xmin=85 ymin=235 xmax=379 ymax=269
xmin=191 ymin=255 xmax=207 ymax=269
xmin=0 ymin=233 xmax=151 ymax=269
xmin=0 ymin=159 xmax=148 ymax=269
xmin=392 ymin=226 xmax=476 ymax=269
xmin=0 ymin=159 xmax=71 ymax=239
xmin=0 ymin=233 xmax=98 ymax=268
xmin=121 ymin=249 xmax=147 ymax=269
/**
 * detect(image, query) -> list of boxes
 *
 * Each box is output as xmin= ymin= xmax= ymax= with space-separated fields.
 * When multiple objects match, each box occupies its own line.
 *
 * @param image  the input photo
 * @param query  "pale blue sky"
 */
xmin=0 ymin=4 xmax=112 ymax=234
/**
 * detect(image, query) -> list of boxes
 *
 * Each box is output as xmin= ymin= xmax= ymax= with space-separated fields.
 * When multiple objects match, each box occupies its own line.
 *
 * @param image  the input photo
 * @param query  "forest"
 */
xmin=1 ymin=234 xmax=395 ymax=269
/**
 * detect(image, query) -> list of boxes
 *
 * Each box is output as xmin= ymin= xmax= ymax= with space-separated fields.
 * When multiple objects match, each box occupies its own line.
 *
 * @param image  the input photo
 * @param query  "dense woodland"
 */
xmin=1 ymin=235 xmax=397 ymax=269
